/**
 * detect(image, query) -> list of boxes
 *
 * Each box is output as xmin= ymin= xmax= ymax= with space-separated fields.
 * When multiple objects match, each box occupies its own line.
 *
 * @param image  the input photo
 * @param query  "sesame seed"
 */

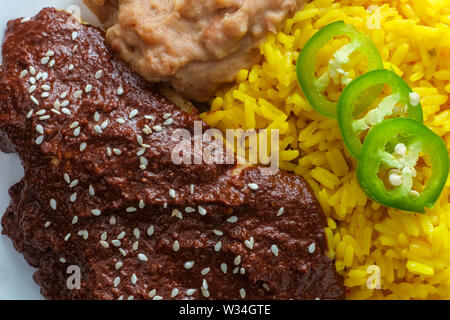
xmin=220 ymin=263 xmax=227 ymax=274
xmin=69 ymin=179 xmax=79 ymax=188
xmin=115 ymin=118 xmax=125 ymax=124
xmin=44 ymin=221 xmax=51 ymax=228
xmin=35 ymin=135 xmax=44 ymax=145
xmin=109 ymin=216 xmax=116 ymax=225
xmin=147 ymin=225 xmax=154 ymax=236
xmin=73 ymin=127 xmax=81 ymax=137
xmin=169 ymin=189 xmax=176 ymax=198
xmin=26 ymin=109 xmax=34 ymax=118
xmin=198 ymin=206 xmax=207 ymax=216
xmin=72 ymin=216 xmax=78 ymax=224
xmin=126 ymin=206 xmax=137 ymax=213
xmin=111 ymin=239 xmax=121 ymax=247
xmin=83 ymin=231 xmax=89 ymax=240
xmin=71 ymin=31 xmax=78 ymax=41
xmin=233 ymin=267 xmax=239 ymax=274
xmin=117 ymin=87 xmax=124 ymax=95
xmin=64 ymin=173 xmax=71 ymax=183
xmin=70 ymin=193 xmax=77 ymax=202
xmin=234 ymin=255 xmax=241 ymax=265
xmin=132 ymin=241 xmax=139 ymax=251
xmin=173 ymin=240 xmax=180 ymax=252
xmin=101 ymin=232 xmax=108 ymax=241
xmin=131 ymin=274 xmax=138 ymax=284
xmin=137 ymin=148 xmax=146 ymax=156
xmin=61 ymin=100 xmax=69 ymax=107
xmin=42 ymin=72 xmax=49 ymax=81
xmin=153 ymin=296 xmax=163 ymax=300
xmin=59 ymin=258 xmax=66 ymax=263
xmin=113 ymin=148 xmax=122 ymax=155
xmin=171 ymin=288 xmax=179 ymax=298
xmin=144 ymin=115 xmax=154 ymax=120
xmin=41 ymin=84 xmax=51 ymax=91
xmin=29 ymin=66 xmax=36 ymax=75
xmin=28 ymin=85 xmax=36 ymax=94
xmin=95 ymin=70 xmax=103 ymax=79
xmin=227 ymin=216 xmax=238 ymax=223
xmin=39 ymin=115 xmax=50 ymax=120
xmin=69 ymin=120 xmax=78 ymax=127
xmin=100 ymin=240 xmax=109 ymax=248
xmin=137 ymin=135 xmax=144 ymax=145
xmin=163 ymin=113 xmax=172 ymax=119
xmin=20 ymin=70 xmax=28 ymax=78
xmin=138 ymin=253 xmax=148 ymax=262
xmin=143 ymin=125 xmax=152 ymax=135
xmin=107 ymin=147 xmax=112 ymax=157
xmin=163 ymin=118 xmax=173 ymax=126
xmin=49 ymin=59 xmax=56 ymax=68
xmin=41 ymin=57 xmax=50 ymax=65
xmin=185 ymin=207 xmax=195 ymax=213
xmin=240 ymin=267 xmax=245 ymax=275
xmin=271 ymin=244 xmax=279 ymax=257
xmin=36 ymin=72 xmax=42 ymax=80
xmin=184 ymin=261 xmax=195 ymax=269
xmin=214 ymin=241 xmax=222 ymax=252
xmin=85 ymin=84 xmax=93 ymax=93
xmin=263 ymin=283 xmax=270 ymax=291
xmin=277 ymin=207 xmax=284 ymax=216
xmin=308 ymin=243 xmax=316 ymax=254
xmin=201 ymin=268 xmax=210 ymax=275
xmin=64 ymin=233 xmax=71 ymax=241
xmin=51 ymin=109 xmax=61 ymax=115
xmin=94 ymin=125 xmax=102 ymax=134
xmin=114 ymin=277 xmax=121 ymax=287
xmin=36 ymin=125 xmax=44 ymax=134
xmin=244 ymin=240 xmax=253 ymax=250
xmin=45 ymin=50 xmax=55 ymax=57
xmin=115 ymin=261 xmax=123 ymax=270
xmin=119 ymin=248 xmax=127 ymax=256
xmin=201 ymin=287 xmax=210 ymax=298
xmin=148 ymin=289 xmax=156 ymax=298
xmin=91 ymin=209 xmax=101 ymax=216
xmin=248 ymin=183 xmax=259 ymax=191
xmin=186 ymin=289 xmax=195 ymax=296
xmin=240 ymin=288 xmax=246 ymax=299
xmin=129 ymin=109 xmax=138 ymax=119
xmin=133 ymin=228 xmax=141 ymax=239
xmin=172 ymin=209 xmax=183 ymax=219
xmin=117 ymin=232 xmax=125 ymax=240
xmin=101 ymin=120 xmax=109 ymax=129
xmin=213 ymin=230 xmax=223 ymax=236
xmin=30 ymin=95 xmax=39 ymax=105
xmin=79 ymin=142 xmax=87 ymax=152
xmin=68 ymin=64 xmax=74 ymax=71
xmin=29 ymin=77 xmax=36 ymax=84
xmin=202 ymin=279 xmax=208 ymax=290
xmin=61 ymin=108 xmax=71 ymax=115
xmin=74 ymin=90 xmax=83 ymax=98
xmin=153 ymin=125 xmax=163 ymax=132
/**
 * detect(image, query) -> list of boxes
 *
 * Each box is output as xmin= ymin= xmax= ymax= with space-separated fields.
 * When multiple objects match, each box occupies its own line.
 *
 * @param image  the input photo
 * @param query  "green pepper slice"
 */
xmin=357 ymin=118 xmax=449 ymax=213
xmin=296 ymin=21 xmax=384 ymax=118
xmin=338 ymin=69 xmax=424 ymax=159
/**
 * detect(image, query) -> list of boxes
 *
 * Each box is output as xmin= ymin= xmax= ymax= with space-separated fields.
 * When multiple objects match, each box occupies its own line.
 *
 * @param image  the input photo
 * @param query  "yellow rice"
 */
xmin=201 ymin=0 xmax=450 ymax=299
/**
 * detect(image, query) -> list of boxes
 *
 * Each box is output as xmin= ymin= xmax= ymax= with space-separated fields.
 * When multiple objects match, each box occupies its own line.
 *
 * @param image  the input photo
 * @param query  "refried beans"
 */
xmin=84 ymin=0 xmax=306 ymax=101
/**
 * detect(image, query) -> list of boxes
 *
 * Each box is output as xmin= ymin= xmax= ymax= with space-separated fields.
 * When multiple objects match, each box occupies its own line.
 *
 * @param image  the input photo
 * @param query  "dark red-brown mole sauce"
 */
xmin=0 ymin=8 xmax=345 ymax=300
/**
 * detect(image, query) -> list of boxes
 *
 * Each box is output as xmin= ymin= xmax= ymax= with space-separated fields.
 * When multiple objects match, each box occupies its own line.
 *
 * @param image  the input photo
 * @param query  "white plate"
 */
xmin=0 ymin=0 xmax=100 ymax=300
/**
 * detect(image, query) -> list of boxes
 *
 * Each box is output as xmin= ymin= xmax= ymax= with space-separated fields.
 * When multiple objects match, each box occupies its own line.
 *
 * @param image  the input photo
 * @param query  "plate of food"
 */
xmin=0 ymin=0 xmax=449 ymax=301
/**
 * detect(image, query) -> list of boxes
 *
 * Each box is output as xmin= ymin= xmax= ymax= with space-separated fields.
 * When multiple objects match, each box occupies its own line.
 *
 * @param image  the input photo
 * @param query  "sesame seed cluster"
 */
xmin=0 ymin=9 xmax=344 ymax=300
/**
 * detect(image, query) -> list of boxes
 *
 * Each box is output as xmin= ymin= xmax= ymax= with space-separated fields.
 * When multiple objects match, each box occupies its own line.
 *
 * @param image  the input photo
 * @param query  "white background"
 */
xmin=0 ymin=0 xmax=100 ymax=300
